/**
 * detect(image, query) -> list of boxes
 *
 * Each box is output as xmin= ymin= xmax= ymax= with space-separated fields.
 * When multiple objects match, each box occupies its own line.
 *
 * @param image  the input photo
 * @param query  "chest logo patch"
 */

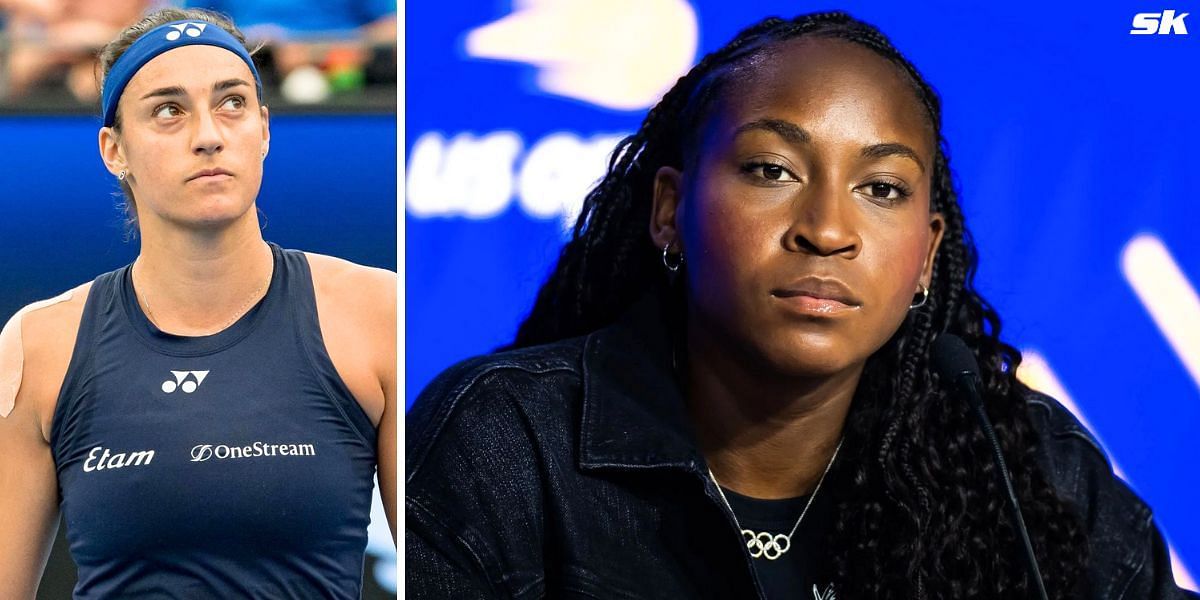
xmin=162 ymin=370 xmax=209 ymax=394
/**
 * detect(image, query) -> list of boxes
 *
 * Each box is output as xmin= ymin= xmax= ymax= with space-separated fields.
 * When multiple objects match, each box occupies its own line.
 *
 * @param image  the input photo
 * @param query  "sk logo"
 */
xmin=162 ymin=370 xmax=209 ymax=394
xmin=1130 ymin=10 xmax=1189 ymax=34
xmin=165 ymin=22 xmax=207 ymax=41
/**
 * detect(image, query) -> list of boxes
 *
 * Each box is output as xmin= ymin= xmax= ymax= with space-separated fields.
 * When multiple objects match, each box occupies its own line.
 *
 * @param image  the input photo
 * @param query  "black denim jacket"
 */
xmin=407 ymin=298 xmax=1193 ymax=599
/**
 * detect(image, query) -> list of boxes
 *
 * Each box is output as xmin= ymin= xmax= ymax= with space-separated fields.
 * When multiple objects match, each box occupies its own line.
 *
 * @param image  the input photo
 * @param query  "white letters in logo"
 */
xmin=83 ymin=445 xmax=155 ymax=472
xmin=162 ymin=370 xmax=209 ymax=394
xmin=165 ymin=22 xmax=208 ymax=41
xmin=1130 ymin=10 xmax=1189 ymax=34
xmin=190 ymin=441 xmax=316 ymax=462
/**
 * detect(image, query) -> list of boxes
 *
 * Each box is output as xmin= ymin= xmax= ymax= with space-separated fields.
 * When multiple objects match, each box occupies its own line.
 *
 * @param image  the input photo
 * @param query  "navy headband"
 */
xmin=101 ymin=20 xmax=262 ymax=127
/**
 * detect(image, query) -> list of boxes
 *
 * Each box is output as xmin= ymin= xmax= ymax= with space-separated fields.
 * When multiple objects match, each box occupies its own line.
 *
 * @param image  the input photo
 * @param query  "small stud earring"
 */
xmin=118 ymin=169 xmax=127 ymax=181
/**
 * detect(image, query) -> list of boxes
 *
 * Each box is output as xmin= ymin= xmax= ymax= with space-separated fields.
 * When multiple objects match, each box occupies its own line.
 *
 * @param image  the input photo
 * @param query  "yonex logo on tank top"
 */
xmin=83 ymin=446 xmax=155 ymax=472
xmin=165 ymin=22 xmax=207 ymax=41
xmin=162 ymin=370 xmax=209 ymax=393
xmin=190 ymin=441 xmax=317 ymax=462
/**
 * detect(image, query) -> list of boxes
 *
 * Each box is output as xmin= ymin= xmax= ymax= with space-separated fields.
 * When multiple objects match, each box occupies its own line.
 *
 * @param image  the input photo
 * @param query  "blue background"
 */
xmin=0 ymin=114 xmax=396 ymax=317
xmin=405 ymin=0 xmax=1200 ymax=585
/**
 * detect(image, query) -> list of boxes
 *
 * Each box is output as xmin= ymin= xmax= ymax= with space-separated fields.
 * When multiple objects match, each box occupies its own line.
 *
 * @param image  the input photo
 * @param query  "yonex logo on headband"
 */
xmin=165 ymin=22 xmax=208 ymax=41
xmin=101 ymin=19 xmax=262 ymax=127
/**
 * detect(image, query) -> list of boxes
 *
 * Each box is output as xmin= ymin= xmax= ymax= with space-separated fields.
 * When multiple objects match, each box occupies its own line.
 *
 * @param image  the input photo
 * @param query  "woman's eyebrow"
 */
xmin=735 ymin=118 xmax=926 ymax=173
xmin=137 ymin=79 xmax=250 ymax=102
xmin=140 ymin=85 xmax=186 ymax=100
xmin=861 ymin=142 xmax=925 ymax=174
xmin=213 ymin=78 xmax=251 ymax=93
xmin=734 ymin=118 xmax=811 ymax=145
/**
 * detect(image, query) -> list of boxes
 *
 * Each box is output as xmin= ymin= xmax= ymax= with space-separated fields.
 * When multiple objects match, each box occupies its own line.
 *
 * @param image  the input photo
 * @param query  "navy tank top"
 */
xmin=51 ymin=243 xmax=378 ymax=599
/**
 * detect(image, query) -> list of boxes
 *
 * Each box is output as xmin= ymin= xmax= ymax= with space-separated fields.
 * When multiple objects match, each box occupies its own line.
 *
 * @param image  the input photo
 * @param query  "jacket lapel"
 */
xmin=577 ymin=295 xmax=702 ymax=473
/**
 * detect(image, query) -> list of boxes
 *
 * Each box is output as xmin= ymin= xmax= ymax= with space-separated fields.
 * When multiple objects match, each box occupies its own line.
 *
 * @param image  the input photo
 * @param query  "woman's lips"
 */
xmin=187 ymin=168 xmax=234 ymax=182
xmin=771 ymin=278 xmax=862 ymax=316
xmin=773 ymin=293 xmax=860 ymax=315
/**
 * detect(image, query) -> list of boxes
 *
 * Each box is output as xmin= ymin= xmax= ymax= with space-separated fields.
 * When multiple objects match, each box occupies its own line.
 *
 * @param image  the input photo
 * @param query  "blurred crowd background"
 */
xmin=0 ymin=0 xmax=397 ymax=112
xmin=0 ymin=3 xmax=398 ymax=598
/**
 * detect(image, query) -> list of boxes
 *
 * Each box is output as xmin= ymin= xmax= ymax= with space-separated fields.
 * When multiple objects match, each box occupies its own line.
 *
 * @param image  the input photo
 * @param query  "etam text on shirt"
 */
xmin=83 ymin=446 xmax=155 ymax=472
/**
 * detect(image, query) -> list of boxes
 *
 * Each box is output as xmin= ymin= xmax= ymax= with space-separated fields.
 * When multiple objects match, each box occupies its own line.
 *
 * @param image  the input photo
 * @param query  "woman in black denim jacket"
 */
xmin=408 ymin=12 xmax=1195 ymax=599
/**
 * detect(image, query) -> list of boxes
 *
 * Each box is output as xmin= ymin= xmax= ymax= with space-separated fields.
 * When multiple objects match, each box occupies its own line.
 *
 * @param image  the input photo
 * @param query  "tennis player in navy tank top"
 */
xmin=0 ymin=8 xmax=397 ymax=599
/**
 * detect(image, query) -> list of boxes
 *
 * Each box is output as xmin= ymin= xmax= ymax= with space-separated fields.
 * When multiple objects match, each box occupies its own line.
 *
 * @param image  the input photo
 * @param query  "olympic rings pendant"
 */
xmin=742 ymin=528 xmax=791 ymax=560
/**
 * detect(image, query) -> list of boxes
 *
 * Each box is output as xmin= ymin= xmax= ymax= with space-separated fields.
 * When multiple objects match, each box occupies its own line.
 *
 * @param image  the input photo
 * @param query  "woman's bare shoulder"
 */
xmin=1 ymin=282 xmax=93 ymax=441
xmin=303 ymin=252 xmax=396 ymax=293
xmin=302 ymin=252 xmax=395 ymax=427
xmin=302 ymin=251 xmax=396 ymax=331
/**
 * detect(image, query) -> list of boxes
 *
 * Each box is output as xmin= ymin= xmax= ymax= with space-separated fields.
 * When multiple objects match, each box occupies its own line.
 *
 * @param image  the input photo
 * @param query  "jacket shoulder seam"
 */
xmin=1024 ymin=392 xmax=1109 ymax=463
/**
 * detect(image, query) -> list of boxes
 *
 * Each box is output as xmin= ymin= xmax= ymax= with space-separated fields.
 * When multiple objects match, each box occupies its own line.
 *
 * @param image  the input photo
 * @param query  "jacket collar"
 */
xmin=578 ymin=294 xmax=705 ymax=473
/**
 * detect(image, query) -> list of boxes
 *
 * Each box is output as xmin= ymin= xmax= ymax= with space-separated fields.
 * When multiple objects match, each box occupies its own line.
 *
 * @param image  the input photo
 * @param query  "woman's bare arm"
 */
xmin=0 ymin=285 xmax=88 ymax=596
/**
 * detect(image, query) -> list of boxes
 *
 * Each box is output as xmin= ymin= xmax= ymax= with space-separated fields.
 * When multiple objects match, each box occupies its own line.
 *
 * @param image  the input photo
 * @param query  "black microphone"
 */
xmin=932 ymin=334 xmax=1049 ymax=600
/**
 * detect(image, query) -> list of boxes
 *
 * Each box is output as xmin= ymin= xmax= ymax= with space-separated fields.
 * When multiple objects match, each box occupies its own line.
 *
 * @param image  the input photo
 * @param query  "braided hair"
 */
xmin=512 ymin=12 xmax=1088 ymax=599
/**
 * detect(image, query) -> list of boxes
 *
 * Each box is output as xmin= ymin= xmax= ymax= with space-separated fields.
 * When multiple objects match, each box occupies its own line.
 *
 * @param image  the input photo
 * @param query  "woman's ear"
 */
xmin=98 ymin=126 xmax=126 ymax=177
xmin=650 ymin=166 xmax=683 ymax=250
xmin=260 ymin=105 xmax=270 ymax=159
xmin=922 ymin=212 xmax=946 ymax=287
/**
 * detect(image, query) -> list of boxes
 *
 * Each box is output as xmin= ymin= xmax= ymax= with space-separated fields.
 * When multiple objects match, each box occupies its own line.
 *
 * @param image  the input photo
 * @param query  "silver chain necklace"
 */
xmin=708 ymin=438 xmax=843 ymax=561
